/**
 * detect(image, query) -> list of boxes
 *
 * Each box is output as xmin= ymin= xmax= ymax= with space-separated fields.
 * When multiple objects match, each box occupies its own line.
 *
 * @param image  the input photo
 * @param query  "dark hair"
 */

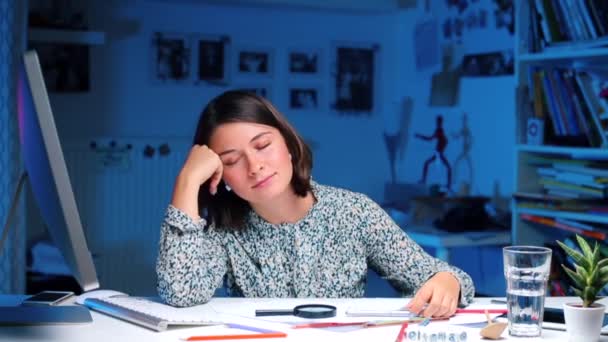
xmin=193 ymin=90 xmax=313 ymax=230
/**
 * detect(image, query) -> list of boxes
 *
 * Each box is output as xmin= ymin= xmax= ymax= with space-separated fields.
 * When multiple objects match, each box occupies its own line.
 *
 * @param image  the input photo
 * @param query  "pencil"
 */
xmin=394 ymin=322 xmax=408 ymax=342
xmin=455 ymin=309 xmax=507 ymax=314
xmin=182 ymin=331 xmax=287 ymax=341
xmin=292 ymin=322 xmax=366 ymax=329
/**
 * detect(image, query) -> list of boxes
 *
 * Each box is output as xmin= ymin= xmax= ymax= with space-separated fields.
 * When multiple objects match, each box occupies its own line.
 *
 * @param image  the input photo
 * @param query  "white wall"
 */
xmin=49 ymin=0 xmax=514 ymax=201
xmin=393 ymin=1 xmax=516 ymax=196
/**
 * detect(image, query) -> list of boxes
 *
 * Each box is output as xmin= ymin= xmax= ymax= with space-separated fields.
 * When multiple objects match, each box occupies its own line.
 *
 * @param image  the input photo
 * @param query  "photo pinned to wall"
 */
xmin=461 ymin=49 xmax=513 ymax=77
xmin=233 ymin=85 xmax=272 ymax=100
xmin=429 ymin=44 xmax=463 ymax=107
xmin=441 ymin=0 xmax=510 ymax=44
xmin=193 ymin=34 xmax=230 ymax=85
xmin=493 ymin=0 xmax=514 ymax=35
xmin=288 ymin=86 xmax=322 ymax=111
xmin=151 ymin=32 xmax=192 ymax=83
xmin=27 ymin=42 xmax=90 ymax=92
xmin=235 ymin=46 xmax=274 ymax=77
xmin=288 ymin=48 xmax=322 ymax=75
xmin=330 ymin=42 xmax=379 ymax=115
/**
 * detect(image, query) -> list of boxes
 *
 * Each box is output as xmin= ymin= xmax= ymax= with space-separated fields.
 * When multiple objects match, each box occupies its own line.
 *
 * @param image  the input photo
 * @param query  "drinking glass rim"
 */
xmin=503 ymin=245 xmax=552 ymax=254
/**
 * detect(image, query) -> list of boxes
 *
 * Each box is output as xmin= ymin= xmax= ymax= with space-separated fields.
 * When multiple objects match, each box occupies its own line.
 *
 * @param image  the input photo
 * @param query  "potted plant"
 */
xmin=557 ymin=235 xmax=608 ymax=342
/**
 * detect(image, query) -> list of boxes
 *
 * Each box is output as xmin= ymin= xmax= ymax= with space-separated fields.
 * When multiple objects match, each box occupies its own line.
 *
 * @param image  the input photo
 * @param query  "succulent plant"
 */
xmin=557 ymin=235 xmax=608 ymax=307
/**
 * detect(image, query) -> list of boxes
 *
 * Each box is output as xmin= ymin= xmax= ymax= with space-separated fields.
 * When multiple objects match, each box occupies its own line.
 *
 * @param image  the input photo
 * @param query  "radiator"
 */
xmin=64 ymin=137 xmax=191 ymax=295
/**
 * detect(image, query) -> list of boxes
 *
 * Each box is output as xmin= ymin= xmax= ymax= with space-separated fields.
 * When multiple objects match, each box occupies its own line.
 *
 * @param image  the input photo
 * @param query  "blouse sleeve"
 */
xmin=358 ymin=195 xmax=475 ymax=306
xmin=156 ymin=205 xmax=228 ymax=307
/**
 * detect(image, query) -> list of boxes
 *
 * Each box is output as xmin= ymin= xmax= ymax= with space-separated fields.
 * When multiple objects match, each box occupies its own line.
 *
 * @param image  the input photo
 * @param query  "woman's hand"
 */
xmin=171 ymin=145 xmax=223 ymax=220
xmin=406 ymin=272 xmax=461 ymax=318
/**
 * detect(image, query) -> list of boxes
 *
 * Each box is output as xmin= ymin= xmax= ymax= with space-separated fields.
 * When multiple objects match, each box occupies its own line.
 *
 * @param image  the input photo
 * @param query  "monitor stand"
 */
xmin=0 ymin=305 xmax=92 ymax=325
xmin=0 ymin=173 xmax=93 ymax=325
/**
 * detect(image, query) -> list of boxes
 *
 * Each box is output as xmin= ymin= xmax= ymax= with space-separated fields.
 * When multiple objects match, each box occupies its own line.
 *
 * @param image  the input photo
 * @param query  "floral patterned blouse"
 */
xmin=156 ymin=182 xmax=475 ymax=307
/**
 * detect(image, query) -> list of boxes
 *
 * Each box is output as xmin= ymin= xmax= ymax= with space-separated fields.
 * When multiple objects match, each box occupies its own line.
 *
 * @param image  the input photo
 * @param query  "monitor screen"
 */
xmin=17 ymin=50 xmax=99 ymax=292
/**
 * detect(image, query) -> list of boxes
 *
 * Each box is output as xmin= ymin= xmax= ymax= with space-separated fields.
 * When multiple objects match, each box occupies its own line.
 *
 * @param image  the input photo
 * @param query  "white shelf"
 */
xmin=28 ymin=28 xmax=105 ymax=45
xmin=517 ymin=208 xmax=608 ymax=225
xmin=516 ymin=145 xmax=608 ymax=159
xmin=519 ymin=48 xmax=608 ymax=63
xmin=513 ymin=2 xmax=608 ymax=247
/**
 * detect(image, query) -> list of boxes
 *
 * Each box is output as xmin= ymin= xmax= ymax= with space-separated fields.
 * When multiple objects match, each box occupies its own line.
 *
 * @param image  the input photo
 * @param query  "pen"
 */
xmin=395 ymin=322 xmax=408 ymax=342
xmin=364 ymin=320 xmax=411 ymax=328
xmin=292 ymin=322 xmax=366 ymax=329
xmin=490 ymin=299 xmax=507 ymax=304
xmin=455 ymin=309 xmax=508 ymax=314
xmin=182 ymin=332 xmax=287 ymax=341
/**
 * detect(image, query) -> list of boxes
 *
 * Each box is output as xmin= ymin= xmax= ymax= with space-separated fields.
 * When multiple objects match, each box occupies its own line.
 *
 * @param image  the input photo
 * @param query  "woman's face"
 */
xmin=209 ymin=122 xmax=293 ymax=204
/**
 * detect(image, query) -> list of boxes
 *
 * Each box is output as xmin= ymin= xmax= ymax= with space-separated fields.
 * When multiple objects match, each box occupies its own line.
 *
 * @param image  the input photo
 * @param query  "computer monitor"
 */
xmin=17 ymin=50 xmax=99 ymax=293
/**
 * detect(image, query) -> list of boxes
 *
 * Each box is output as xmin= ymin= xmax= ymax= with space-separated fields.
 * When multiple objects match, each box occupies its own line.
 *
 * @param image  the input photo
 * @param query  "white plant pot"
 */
xmin=563 ymin=302 xmax=605 ymax=342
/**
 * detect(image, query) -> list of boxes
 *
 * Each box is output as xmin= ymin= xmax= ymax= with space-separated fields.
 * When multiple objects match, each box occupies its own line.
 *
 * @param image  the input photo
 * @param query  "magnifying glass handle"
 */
xmin=255 ymin=309 xmax=294 ymax=316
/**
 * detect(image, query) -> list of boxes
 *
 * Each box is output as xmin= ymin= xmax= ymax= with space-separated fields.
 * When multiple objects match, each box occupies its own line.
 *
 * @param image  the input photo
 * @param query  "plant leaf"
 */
xmin=575 ymin=264 xmax=590 ymax=283
xmin=557 ymin=240 xmax=589 ymax=269
xmin=576 ymin=235 xmax=594 ymax=260
xmin=563 ymin=265 xmax=585 ymax=288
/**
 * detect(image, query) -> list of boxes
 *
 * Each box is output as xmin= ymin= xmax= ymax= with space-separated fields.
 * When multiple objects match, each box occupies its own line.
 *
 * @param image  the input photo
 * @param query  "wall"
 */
xmin=394 ymin=1 xmax=516 ymax=196
xmin=47 ymin=1 xmax=405 ymax=202
xmin=48 ymin=1 xmax=515 ymax=199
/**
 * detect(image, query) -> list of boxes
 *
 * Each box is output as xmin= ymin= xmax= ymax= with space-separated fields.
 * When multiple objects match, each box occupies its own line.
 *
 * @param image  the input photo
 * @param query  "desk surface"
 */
xmin=0 ymin=296 xmax=605 ymax=342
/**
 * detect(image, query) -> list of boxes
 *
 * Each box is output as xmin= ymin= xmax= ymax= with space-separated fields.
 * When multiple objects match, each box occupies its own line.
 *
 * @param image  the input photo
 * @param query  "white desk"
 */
xmin=406 ymin=225 xmax=511 ymax=262
xmin=0 ymin=296 xmax=604 ymax=342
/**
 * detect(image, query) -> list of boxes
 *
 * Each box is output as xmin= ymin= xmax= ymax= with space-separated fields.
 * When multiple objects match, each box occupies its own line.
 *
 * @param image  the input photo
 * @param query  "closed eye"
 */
xmin=257 ymin=142 xmax=271 ymax=150
xmin=222 ymin=157 xmax=240 ymax=166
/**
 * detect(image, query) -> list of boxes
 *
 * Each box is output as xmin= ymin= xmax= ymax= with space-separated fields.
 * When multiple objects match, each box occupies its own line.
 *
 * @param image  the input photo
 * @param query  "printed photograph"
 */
xmin=333 ymin=46 xmax=375 ymax=113
xmin=289 ymin=88 xmax=319 ymax=109
xmin=461 ymin=50 xmax=513 ymax=77
xmin=288 ymin=50 xmax=320 ymax=74
xmin=237 ymin=48 xmax=273 ymax=76
xmin=151 ymin=32 xmax=191 ymax=83
xmin=28 ymin=42 xmax=90 ymax=92
xmin=195 ymin=35 xmax=229 ymax=83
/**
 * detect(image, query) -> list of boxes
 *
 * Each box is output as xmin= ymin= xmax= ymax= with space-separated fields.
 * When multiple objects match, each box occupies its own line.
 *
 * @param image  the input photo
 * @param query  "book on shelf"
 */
xmin=527 ymin=0 xmax=608 ymax=53
xmin=520 ymin=213 xmax=608 ymax=241
xmin=526 ymin=65 xmax=608 ymax=147
xmin=514 ymin=191 xmax=608 ymax=213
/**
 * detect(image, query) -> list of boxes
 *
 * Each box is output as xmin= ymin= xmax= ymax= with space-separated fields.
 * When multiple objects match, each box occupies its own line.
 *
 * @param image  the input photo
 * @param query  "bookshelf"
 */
xmin=513 ymin=1 xmax=608 ymax=248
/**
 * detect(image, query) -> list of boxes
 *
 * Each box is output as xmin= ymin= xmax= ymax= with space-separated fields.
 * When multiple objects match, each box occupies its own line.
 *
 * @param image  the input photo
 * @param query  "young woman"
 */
xmin=156 ymin=91 xmax=475 ymax=318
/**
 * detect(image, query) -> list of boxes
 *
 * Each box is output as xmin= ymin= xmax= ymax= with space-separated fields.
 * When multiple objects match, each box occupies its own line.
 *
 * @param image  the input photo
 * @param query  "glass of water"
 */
xmin=503 ymin=246 xmax=552 ymax=337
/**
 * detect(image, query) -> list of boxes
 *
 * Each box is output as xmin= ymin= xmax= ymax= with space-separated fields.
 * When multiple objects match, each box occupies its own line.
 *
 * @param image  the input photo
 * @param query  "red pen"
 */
xmin=455 ymin=309 xmax=507 ymax=314
xmin=394 ymin=322 xmax=408 ymax=342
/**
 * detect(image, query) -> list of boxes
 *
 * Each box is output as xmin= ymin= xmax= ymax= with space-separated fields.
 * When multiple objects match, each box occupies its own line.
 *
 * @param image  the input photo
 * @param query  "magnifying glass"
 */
xmin=255 ymin=304 xmax=337 ymax=319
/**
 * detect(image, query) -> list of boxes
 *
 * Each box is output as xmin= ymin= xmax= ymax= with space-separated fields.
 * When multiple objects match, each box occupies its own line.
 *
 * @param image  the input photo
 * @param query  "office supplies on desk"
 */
xmin=255 ymin=304 xmax=336 ymax=318
xmin=479 ymin=309 xmax=507 ymax=340
xmin=455 ymin=309 xmax=507 ymax=314
xmin=292 ymin=320 xmax=411 ymax=329
xmin=181 ymin=323 xmax=287 ymax=341
xmin=292 ymin=321 xmax=367 ymax=329
xmin=84 ymin=296 xmax=221 ymax=331
xmin=395 ymin=321 xmax=408 ymax=342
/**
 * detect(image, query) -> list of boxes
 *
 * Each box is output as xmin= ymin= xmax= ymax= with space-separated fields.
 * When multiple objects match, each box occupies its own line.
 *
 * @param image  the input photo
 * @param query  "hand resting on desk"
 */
xmin=406 ymin=271 xmax=460 ymax=318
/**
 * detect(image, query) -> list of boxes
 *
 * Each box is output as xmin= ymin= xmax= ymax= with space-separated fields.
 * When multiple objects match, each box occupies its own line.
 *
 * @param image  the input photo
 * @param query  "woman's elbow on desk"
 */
xmin=158 ymin=283 xmax=214 ymax=307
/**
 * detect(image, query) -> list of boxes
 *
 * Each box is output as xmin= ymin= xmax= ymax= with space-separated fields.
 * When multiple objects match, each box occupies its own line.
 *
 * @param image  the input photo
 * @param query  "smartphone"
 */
xmin=21 ymin=291 xmax=75 ymax=306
